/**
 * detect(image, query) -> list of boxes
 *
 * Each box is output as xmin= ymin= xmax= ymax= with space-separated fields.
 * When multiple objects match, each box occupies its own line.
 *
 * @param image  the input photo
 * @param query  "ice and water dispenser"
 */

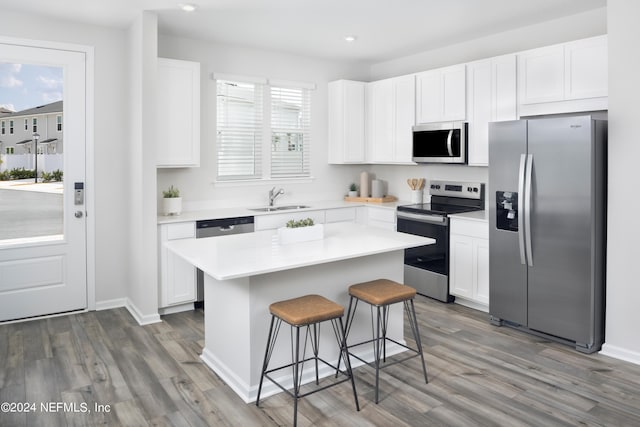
xmin=496 ymin=191 xmax=519 ymax=231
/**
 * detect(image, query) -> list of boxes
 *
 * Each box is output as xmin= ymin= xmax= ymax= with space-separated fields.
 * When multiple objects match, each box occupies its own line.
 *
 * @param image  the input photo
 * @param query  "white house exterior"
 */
xmin=0 ymin=100 xmax=63 ymax=173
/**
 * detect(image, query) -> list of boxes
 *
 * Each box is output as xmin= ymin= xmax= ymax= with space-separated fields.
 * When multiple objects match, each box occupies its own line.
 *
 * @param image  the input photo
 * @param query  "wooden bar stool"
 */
xmin=343 ymin=279 xmax=428 ymax=403
xmin=256 ymin=294 xmax=359 ymax=426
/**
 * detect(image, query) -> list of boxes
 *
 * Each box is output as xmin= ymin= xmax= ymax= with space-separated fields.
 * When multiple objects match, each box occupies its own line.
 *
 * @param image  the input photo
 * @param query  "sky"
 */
xmin=0 ymin=62 xmax=63 ymax=112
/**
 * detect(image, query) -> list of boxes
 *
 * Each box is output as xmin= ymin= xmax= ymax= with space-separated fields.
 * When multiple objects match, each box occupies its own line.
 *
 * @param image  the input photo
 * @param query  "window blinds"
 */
xmin=270 ymin=86 xmax=311 ymax=178
xmin=216 ymin=79 xmax=263 ymax=180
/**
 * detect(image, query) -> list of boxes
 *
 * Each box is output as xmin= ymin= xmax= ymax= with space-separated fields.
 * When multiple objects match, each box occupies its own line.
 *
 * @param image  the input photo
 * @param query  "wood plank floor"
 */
xmin=1 ymin=296 xmax=640 ymax=426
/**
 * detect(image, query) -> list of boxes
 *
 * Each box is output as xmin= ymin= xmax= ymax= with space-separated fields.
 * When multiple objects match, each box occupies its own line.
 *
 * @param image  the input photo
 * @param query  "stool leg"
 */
xmin=256 ymin=315 xmax=278 ymax=406
xmin=374 ymin=305 xmax=383 ymax=404
xmin=405 ymin=299 xmax=428 ymax=384
xmin=336 ymin=317 xmax=360 ymax=411
xmin=336 ymin=296 xmax=358 ymax=376
xmin=292 ymin=325 xmax=301 ymax=427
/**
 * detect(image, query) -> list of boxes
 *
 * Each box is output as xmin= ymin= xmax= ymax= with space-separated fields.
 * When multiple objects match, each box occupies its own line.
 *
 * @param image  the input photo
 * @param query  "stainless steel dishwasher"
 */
xmin=195 ymin=216 xmax=255 ymax=305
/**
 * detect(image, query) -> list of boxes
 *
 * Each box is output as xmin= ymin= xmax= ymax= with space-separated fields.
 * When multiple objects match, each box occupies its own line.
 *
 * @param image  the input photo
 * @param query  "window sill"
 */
xmin=212 ymin=176 xmax=315 ymax=188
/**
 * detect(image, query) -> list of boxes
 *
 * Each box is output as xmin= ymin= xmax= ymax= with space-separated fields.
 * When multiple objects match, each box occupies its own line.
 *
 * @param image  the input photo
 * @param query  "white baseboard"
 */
xmin=94 ymin=298 xmax=127 ymax=311
xmin=158 ymin=302 xmax=195 ymax=316
xmin=600 ymin=343 xmax=640 ymax=366
xmin=125 ymin=298 xmax=161 ymax=325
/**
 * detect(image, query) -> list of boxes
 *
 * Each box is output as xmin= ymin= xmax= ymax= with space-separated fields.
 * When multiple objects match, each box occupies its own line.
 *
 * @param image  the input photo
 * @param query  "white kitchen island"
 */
xmin=165 ymin=222 xmax=434 ymax=403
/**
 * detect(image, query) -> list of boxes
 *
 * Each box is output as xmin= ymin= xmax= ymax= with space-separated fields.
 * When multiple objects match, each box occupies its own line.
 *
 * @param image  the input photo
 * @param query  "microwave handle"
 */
xmin=446 ymin=130 xmax=454 ymax=156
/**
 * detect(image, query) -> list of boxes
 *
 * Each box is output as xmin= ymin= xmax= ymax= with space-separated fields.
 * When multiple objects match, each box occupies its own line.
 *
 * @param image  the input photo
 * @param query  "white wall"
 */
xmin=370 ymin=7 xmax=607 ymax=80
xmin=156 ymin=34 xmax=371 ymax=210
xmin=600 ymin=0 xmax=640 ymax=364
xmin=0 ymin=10 xmax=130 ymax=307
xmin=126 ymin=12 xmax=160 ymax=324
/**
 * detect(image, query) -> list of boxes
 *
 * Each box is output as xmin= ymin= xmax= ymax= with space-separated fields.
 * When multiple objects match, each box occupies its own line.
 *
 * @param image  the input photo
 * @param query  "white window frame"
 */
xmin=214 ymin=73 xmax=315 ymax=184
xmin=24 ymin=118 xmax=28 ymax=131
xmin=32 ymin=117 xmax=37 ymax=133
xmin=56 ymin=115 xmax=62 ymax=132
xmin=9 ymin=120 xmax=13 ymax=134
xmin=1 ymin=120 xmax=4 ymax=135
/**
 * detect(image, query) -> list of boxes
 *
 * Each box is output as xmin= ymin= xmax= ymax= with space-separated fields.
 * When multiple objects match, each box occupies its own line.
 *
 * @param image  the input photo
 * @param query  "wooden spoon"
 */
xmin=412 ymin=179 xmax=418 ymax=190
xmin=417 ymin=178 xmax=424 ymax=190
xmin=407 ymin=178 xmax=414 ymax=190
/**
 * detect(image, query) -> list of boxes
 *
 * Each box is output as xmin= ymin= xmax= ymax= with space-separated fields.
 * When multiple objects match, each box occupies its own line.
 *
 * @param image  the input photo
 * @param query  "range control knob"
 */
xmin=430 ymin=184 xmax=436 ymax=189
xmin=473 ymin=187 xmax=479 ymax=193
xmin=467 ymin=187 xmax=473 ymax=192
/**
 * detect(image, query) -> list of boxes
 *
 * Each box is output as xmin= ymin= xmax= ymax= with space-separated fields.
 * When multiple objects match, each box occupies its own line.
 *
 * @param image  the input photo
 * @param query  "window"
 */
xmin=9 ymin=120 xmax=13 ymax=134
xmin=216 ymin=79 xmax=264 ymax=180
xmin=215 ymin=75 xmax=313 ymax=182
xmin=32 ymin=117 xmax=37 ymax=133
xmin=6 ymin=147 xmax=14 ymax=154
xmin=270 ymin=86 xmax=311 ymax=178
xmin=56 ymin=115 xmax=62 ymax=132
xmin=1 ymin=121 xmax=4 ymax=135
xmin=24 ymin=118 xmax=28 ymax=131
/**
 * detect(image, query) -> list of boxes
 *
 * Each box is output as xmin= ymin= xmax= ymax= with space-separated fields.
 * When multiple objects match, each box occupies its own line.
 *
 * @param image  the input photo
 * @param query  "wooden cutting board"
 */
xmin=343 ymin=195 xmax=398 ymax=203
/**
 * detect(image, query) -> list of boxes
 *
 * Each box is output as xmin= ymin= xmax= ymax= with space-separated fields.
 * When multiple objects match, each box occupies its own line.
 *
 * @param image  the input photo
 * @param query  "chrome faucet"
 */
xmin=269 ymin=187 xmax=285 ymax=206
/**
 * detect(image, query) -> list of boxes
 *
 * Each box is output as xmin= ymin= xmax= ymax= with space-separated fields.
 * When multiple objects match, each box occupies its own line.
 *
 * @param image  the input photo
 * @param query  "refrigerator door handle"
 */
xmin=446 ymin=130 xmax=454 ymax=156
xmin=524 ymin=154 xmax=534 ymax=267
xmin=518 ymin=154 xmax=527 ymax=265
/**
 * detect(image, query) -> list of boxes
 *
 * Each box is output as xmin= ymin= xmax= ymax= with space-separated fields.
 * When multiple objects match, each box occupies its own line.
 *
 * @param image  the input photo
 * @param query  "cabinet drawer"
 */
xmin=166 ymin=222 xmax=195 ymax=240
xmin=325 ymin=207 xmax=357 ymax=223
xmin=450 ymin=218 xmax=488 ymax=239
xmin=367 ymin=207 xmax=396 ymax=224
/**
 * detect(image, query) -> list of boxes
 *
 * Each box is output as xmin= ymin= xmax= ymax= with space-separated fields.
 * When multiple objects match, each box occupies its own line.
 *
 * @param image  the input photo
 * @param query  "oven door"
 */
xmin=397 ymin=212 xmax=449 ymax=273
xmin=397 ymin=211 xmax=453 ymax=302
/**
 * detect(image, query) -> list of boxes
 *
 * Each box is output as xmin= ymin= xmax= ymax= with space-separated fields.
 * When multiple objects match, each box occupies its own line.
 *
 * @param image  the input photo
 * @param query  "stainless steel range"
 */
xmin=397 ymin=180 xmax=485 ymax=302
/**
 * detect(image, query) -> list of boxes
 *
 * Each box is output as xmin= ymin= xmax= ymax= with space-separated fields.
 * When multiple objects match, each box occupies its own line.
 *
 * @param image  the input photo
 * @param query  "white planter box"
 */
xmin=277 ymin=224 xmax=324 ymax=245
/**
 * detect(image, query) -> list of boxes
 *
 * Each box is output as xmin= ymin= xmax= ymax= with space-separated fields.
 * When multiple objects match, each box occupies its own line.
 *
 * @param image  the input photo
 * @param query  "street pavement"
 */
xmin=0 ymin=180 xmax=64 ymax=241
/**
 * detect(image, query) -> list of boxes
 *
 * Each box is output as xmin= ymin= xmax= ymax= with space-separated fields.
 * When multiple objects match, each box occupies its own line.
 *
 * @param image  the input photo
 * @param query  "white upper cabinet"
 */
xmin=518 ymin=35 xmax=607 ymax=116
xmin=416 ymin=64 xmax=466 ymax=124
xmin=367 ymin=74 xmax=416 ymax=164
xmin=328 ymin=80 xmax=367 ymax=164
xmin=157 ymin=58 xmax=201 ymax=168
xmin=466 ymin=55 xmax=517 ymax=166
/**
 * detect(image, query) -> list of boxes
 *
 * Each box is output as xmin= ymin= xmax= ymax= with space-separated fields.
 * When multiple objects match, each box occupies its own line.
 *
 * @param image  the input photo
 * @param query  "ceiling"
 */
xmin=1 ymin=0 xmax=607 ymax=63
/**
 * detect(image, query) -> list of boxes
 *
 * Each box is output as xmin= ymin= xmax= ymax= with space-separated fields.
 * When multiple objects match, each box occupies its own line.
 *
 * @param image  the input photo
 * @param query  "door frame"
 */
xmin=0 ymin=35 xmax=96 ymax=311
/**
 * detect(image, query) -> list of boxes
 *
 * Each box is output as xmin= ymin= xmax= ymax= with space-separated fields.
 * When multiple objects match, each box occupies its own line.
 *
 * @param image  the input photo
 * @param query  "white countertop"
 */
xmin=449 ymin=210 xmax=488 ymax=222
xmin=165 ymin=222 xmax=434 ymax=280
xmin=157 ymin=199 xmax=409 ymax=224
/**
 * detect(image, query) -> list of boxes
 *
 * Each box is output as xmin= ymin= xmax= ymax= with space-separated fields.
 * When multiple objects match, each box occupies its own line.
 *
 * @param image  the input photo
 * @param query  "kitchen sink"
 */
xmin=249 ymin=205 xmax=310 ymax=212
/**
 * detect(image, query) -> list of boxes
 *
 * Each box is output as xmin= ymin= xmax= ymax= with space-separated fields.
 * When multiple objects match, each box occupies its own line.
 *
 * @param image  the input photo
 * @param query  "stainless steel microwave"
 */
xmin=412 ymin=122 xmax=468 ymax=164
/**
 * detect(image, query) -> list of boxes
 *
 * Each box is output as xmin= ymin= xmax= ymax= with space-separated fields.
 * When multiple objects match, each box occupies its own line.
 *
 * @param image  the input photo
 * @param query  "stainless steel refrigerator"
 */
xmin=488 ymin=115 xmax=606 ymax=353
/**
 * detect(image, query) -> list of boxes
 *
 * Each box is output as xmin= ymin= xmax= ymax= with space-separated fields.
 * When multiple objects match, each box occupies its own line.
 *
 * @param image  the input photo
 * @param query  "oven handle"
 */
xmin=397 ymin=211 xmax=448 ymax=225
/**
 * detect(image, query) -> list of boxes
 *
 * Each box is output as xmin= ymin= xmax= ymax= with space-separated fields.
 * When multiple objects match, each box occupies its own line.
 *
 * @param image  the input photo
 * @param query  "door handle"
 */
xmin=446 ymin=130 xmax=454 ymax=156
xmin=524 ymin=154 xmax=534 ymax=267
xmin=75 ymin=211 xmax=84 ymax=218
xmin=517 ymin=154 xmax=526 ymax=265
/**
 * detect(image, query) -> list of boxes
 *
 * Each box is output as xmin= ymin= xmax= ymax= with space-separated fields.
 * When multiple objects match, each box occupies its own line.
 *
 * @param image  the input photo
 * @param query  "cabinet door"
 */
xmin=328 ymin=80 xmax=366 ymax=164
xmin=450 ymin=234 xmax=474 ymax=299
xmin=466 ymin=60 xmax=491 ymax=166
xmin=442 ymin=65 xmax=466 ymax=121
xmin=393 ymin=74 xmax=416 ymax=163
xmin=166 ymin=251 xmax=197 ymax=305
xmin=492 ymin=55 xmax=517 ymax=122
xmin=565 ymin=36 xmax=608 ymax=100
xmin=416 ymin=65 xmax=465 ymax=123
xmin=325 ymin=207 xmax=357 ymax=223
xmin=157 ymin=58 xmax=200 ymax=167
xmin=416 ymin=70 xmax=442 ymax=124
xmin=368 ymin=79 xmax=394 ymax=162
xmin=474 ymin=238 xmax=490 ymax=306
xmin=518 ymin=45 xmax=565 ymax=105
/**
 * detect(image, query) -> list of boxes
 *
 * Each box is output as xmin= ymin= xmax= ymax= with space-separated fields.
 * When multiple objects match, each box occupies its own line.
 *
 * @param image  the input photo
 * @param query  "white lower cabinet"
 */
xmin=449 ymin=217 xmax=489 ymax=312
xmin=159 ymin=222 xmax=196 ymax=311
xmin=356 ymin=206 xmax=396 ymax=231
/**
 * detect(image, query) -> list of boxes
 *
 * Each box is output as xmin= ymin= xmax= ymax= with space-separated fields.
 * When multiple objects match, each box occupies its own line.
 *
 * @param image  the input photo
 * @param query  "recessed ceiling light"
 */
xmin=344 ymin=35 xmax=357 ymax=43
xmin=179 ymin=3 xmax=197 ymax=12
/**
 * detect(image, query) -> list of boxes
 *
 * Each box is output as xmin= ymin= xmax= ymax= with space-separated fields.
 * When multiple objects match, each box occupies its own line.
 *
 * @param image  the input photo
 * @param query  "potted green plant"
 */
xmin=348 ymin=183 xmax=358 ymax=198
xmin=278 ymin=217 xmax=324 ymax=244
xmin=162 ymin=185 xmax=182 ymax=215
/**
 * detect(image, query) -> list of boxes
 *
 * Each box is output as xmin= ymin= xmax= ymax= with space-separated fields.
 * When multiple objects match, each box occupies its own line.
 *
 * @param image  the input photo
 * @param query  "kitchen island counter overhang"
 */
xmin=165 ymin=222 xmax=435 ymax=403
